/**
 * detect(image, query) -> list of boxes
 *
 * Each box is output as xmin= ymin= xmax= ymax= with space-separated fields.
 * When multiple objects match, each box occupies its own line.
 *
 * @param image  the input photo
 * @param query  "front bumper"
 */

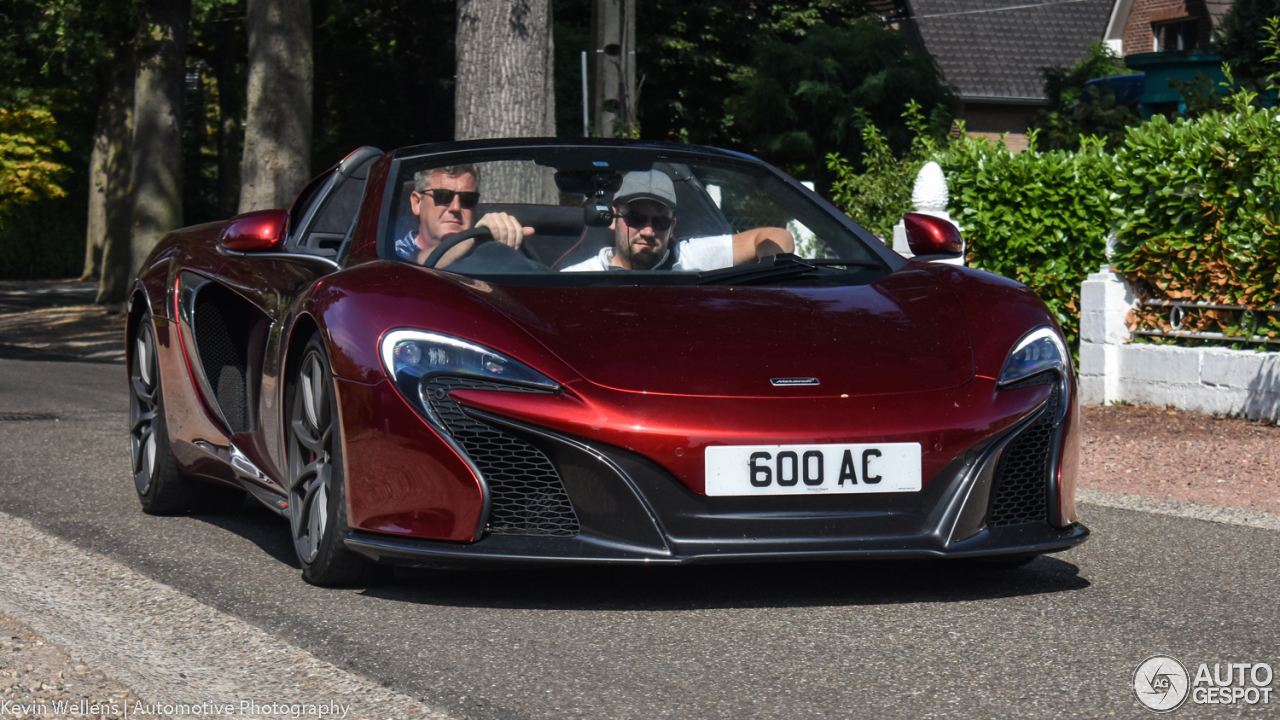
xmin=345 ymin=392 xmax=1089 ymax=568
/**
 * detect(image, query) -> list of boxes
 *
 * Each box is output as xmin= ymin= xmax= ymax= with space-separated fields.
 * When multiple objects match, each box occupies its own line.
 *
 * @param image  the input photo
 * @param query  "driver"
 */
xmin=561 ymin=170 xmax=795 ymax=272
xmin=394 ymin=165 xmax=532 ymax=268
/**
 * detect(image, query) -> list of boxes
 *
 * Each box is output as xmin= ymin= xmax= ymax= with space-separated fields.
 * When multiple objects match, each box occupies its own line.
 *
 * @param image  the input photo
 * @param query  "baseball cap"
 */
xmin=614 ymin=170 xmax=677 ymax=210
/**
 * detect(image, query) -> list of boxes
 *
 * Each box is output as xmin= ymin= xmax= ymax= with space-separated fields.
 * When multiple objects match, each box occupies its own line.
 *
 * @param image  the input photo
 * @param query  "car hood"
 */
xmin=468 ymin=268 xmax=974 ymax=397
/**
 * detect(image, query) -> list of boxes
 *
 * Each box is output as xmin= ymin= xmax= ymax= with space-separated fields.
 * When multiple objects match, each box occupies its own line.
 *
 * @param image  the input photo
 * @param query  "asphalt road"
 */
xmin=0 ymin=355 xmax=1276 ymax=719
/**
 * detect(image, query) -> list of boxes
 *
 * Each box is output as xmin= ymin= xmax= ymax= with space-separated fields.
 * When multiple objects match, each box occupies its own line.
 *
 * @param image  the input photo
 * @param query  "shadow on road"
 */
xmin=357 ymin=553 xmax=1089 ymax=611
xmin=176 ymin=494 xmax=1089 ymax=609
xmin=189 ymin=499 xmax=303 ymax=570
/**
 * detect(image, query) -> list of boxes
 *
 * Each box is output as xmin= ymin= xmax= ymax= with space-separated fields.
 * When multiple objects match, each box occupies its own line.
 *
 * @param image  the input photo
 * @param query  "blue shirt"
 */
xmin=394 ymin=230 xmax=418 ymax=261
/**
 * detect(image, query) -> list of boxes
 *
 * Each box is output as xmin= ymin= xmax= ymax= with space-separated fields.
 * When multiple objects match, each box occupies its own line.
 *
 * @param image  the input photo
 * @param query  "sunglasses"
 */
xmin=418 ymin=188 xmax=480 ymax=209
xmin=620 ymin=210 xmax=674 ymax=232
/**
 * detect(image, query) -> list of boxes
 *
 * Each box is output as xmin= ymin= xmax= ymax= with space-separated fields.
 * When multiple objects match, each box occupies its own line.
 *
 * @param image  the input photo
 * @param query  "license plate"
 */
xmin=704 ymin=443 xmax=922 ymax=496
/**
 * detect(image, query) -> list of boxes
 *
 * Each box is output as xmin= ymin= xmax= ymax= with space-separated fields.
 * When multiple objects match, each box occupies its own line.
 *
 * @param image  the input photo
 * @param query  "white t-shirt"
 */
xmin=562 ymin=235 xmax=733 ymax=272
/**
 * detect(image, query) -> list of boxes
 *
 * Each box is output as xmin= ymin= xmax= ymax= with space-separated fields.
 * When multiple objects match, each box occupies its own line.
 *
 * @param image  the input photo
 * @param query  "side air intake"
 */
xmin=988 ymin=386 xmax=1060 ymax=527
xmin=424 ymin=376 xmax=580 ymax=537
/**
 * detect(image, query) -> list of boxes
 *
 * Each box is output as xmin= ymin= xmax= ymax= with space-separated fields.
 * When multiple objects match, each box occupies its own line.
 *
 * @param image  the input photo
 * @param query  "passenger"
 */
xmin=561 ymin=170 xmax=795 ymax=272
xmin=395 ymin=165 xmax=532 ymax=268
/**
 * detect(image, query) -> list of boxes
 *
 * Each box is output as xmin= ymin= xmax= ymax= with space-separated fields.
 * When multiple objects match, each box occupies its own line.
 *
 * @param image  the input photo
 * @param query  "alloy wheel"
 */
xmin=288 ymin=349 xmax=333 ymax=564
xmin=129 ymin=322 xmax=159 ymax=495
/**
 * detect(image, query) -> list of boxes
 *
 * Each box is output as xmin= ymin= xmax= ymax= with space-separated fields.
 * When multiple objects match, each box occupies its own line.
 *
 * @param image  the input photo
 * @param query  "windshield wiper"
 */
xmin=695 ymin=253 xmax=880 ymax=286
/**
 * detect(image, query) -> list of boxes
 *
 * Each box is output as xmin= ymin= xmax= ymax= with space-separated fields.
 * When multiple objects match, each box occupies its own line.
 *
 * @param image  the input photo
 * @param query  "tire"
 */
xmin=286 ymin=332 xmax=376 ymax=586
xmin=130 ymin=312 xmax=245 ymax=514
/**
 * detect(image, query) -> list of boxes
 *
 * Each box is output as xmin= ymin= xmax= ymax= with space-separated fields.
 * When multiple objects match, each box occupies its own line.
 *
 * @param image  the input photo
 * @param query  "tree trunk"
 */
xmin=455 ymin=0 xmax=556 ymax=203
xmin=95 ymin=53 xmax=138 ymax=304
xmin=590 ymin=0 xmax=635 ymax=138
xmin=238 ymin=0 xmax=312 ymax=212
xmin=82 ymin=93 xmax=109 ymax=281
xmin=112 ymin=0 xmax=190 ymax=303
xmin=213 ymin=18 xmax=243 ymax=218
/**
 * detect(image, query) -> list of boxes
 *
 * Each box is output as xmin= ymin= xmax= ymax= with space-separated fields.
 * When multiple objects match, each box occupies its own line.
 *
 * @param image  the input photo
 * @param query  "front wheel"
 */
xmin=130 ymin=311 xmax=244 ymax=514
xmin=286 ymin=332 xmax=375 ymax=586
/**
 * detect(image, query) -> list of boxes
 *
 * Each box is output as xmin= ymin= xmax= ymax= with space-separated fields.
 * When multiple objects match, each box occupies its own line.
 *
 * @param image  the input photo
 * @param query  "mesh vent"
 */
xmin=424 ymin=377 xmax=579 ymax=537
xmin=988 ymin=386 xmax=1060 ymax=527
xmin=194 ymin=299 xmax=249 ymax=433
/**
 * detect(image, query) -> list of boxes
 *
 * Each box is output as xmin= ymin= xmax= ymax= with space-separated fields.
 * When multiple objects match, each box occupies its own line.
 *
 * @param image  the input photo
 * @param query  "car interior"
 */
xmin=384 ymin=161 xmax=737 ymax=270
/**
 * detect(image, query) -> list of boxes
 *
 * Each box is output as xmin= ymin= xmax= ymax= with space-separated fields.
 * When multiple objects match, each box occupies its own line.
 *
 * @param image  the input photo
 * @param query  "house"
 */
xmin=1102 ymin=0 xmax=1232 ymax=54
xmin=1102 ymin=0 xmax=1233 ymax=117
xmin=875 ymin=0 xmax=1116 ymax=150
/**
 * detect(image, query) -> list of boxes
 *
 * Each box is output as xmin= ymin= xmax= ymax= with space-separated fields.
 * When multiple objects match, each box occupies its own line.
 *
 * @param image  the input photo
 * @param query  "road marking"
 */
xmin=0 ymin=510 xmax=455 ymax=720
xmin=1079 ymin=489 xmax=1280 ymax=532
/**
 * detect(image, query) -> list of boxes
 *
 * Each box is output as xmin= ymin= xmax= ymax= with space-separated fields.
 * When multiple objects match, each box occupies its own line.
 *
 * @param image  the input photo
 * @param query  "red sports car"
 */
xmin=127 ymin=139 xmax=1087 ymax=585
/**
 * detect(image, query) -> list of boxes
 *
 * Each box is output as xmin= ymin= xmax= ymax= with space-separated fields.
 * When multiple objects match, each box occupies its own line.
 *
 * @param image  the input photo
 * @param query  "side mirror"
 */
xmin=219 ymin=209 xmax=289 ymax=252
xmin=903 ymin=212 xmax=963 ymax=258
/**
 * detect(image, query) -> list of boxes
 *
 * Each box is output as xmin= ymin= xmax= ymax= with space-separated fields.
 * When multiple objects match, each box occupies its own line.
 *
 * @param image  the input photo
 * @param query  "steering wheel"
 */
xmin=422 ymin=227 xmax=494 ymax=268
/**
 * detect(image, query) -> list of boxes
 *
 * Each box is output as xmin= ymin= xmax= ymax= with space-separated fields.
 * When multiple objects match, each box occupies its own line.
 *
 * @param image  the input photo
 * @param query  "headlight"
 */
xmin=379 ymin=330 xmax=558 ymax=422
xmin=998 ymin=327 xmax=1067 ymax=388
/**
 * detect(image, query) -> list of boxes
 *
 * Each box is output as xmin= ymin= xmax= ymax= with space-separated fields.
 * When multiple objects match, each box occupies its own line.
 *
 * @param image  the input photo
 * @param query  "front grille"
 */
xmin=988 ymin=386 xmax=1060 ymax=527
xmin=423 ymin=376 xmax=580 ymax=537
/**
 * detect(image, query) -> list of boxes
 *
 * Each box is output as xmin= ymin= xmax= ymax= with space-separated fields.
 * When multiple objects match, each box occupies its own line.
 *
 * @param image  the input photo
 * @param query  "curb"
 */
xmin=1078 ymin=488 xmax=1280 ymax=532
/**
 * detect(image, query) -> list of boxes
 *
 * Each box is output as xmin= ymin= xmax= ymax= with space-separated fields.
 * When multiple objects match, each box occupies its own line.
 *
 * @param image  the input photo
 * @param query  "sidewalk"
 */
xmin=0 ymin=280 xmax=125 ymax=364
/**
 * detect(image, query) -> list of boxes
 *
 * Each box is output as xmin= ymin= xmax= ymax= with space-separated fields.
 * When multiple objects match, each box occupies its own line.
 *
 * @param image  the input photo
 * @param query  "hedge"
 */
xmin=1110 ymin=95 xmax=1280 ymax=343
xmin=828 ymin=89 xmax=1280 ymax=353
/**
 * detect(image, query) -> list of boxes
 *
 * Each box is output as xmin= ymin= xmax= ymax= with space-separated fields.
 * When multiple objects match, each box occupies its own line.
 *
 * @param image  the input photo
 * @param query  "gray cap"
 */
xmin=614 ymin=170 xmax=677 ymax=210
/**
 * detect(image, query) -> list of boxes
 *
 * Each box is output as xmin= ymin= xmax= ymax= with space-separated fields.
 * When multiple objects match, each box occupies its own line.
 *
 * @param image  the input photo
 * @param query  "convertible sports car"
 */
xmin=126 ymin=139 xmax=1087 ymax=585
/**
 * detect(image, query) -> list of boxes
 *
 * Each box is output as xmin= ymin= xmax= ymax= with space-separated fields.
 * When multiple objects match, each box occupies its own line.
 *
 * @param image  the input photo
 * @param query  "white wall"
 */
xmin=1078 ymin=267 xmax=1280 ymax=421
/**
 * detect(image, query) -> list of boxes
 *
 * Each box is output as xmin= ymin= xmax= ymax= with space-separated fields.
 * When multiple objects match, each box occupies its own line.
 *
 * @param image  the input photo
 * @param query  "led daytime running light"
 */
xmin=998 ymin=327 xmax=1067 ymax=387
xmin=379 ymin=330 xmax=558 ymax=390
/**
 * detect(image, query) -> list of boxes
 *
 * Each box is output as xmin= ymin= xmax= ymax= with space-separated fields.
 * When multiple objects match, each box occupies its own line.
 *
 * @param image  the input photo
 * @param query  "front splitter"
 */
xmin=345 ymin=522 xmax=1089 ymax=569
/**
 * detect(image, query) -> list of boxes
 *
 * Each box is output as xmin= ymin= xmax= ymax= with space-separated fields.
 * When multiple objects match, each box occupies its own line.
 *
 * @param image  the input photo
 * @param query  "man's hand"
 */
xmin=476 ymin=212 xmax=534 ymax=249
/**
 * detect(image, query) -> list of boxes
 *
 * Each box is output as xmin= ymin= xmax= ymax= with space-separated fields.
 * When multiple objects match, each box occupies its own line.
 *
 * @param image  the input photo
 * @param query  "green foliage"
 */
xmin=1216 ymin=0 xmax=1280 ymax=88
xmin=726 ymin=24 xmax=954 ymax=188
xmin=312 ymin=0 xmax=457 ymax=167
xmin=0 ymin=91 xmax=71 ymax=216
xmin=0 ymin=88 xmax=82 ymax=278
xmin=0 ymin=0 xmax=138 ymax=279
xmin=826 ymin=101 xmax=949 ymax=238
xmin=1109 ymin=95 xmax=1280 ymax=313
xmin=635 ymin=0 xmax=898 ymax=151
xmin=1030 ymin=42 xmax=1139 ymax=150
xmin=938 ymin=134 xmax=1115 ymax=351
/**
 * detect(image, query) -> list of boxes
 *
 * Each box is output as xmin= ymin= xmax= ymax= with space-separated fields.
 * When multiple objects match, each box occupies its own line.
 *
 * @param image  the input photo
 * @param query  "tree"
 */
xmin=86 ymin=57 xmax=134 ymax=283
xmin=455 ymin=0 xmax=556 ymax=202
xmin=728 ymin=23 xmax=954 ymax=192
xmin=311 ymin=0 xmax=457 ymax=167
xmin=632 ymin=0 xmax=872 ymax=149
xmin=1030 ymin=41 xmax=1138 ymax=150
xmin=239 ymin=0 xmax=312 ymax=211
xmin=590 ymin=0 xmax=636 ymax=137
xmin=97 ymin=0 xmax=191 ymax=304
xmin=1216 ymin=0 xmax=1280 ymax=87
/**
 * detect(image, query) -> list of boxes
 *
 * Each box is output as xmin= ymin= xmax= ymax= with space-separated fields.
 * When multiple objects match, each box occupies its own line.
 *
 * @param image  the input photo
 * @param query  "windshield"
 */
xmin=382 ymin=146 xmax=890 ymax=286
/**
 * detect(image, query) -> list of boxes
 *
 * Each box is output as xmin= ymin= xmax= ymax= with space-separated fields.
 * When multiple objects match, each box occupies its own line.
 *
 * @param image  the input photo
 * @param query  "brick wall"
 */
xmin=1122 ymin=0 xmax=1214 ymax=54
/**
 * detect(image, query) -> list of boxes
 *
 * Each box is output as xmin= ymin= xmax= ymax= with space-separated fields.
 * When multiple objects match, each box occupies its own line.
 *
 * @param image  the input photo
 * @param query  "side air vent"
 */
xmin=424 ymin=376 xmax=580 ymax=537
xmin=192 ymin=289 xmax=253 ymax=434
xmin=988 ymin=386 xmax=1060 ymax=527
